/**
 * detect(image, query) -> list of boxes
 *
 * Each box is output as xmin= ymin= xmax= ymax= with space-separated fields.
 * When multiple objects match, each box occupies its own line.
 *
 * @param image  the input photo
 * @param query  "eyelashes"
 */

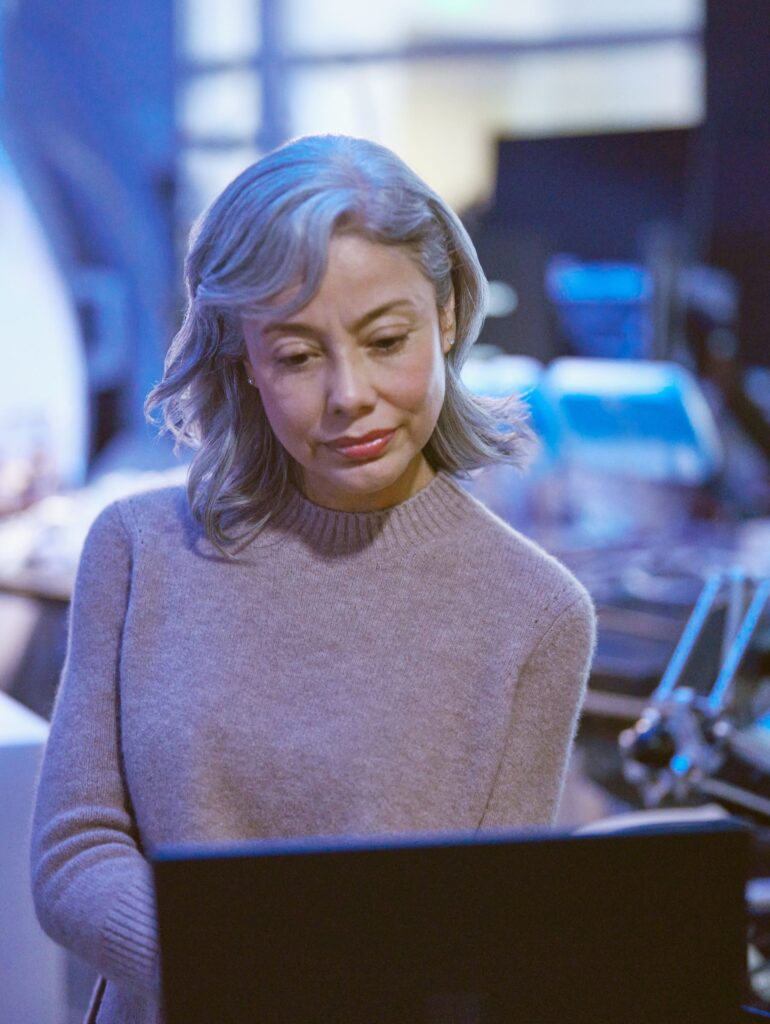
xmin=275 ymin=334 xmax=409 ymax=370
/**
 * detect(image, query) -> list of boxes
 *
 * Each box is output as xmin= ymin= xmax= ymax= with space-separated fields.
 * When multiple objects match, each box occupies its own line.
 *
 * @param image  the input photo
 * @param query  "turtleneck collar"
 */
xmin=267 ymin=468 xmax=474 ymax=557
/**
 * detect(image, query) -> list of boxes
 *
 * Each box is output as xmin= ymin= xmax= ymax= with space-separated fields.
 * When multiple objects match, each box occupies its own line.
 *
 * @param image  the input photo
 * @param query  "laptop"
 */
xmin=152 ymin=820 xmax=748 ymax=1024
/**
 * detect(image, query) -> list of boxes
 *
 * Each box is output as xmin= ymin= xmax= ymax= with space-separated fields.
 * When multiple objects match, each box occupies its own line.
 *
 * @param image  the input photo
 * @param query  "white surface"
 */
xmin=284 ymin=0 xmax=702 ymax=53
xmin=0 ymin=144 xmax=88 ymax=489
xmin=0 ymin=689 xmax=49 ymax=745
xmin=0 ymin=692 xmax=66 ymax=1023
xmin=575 ymin=803 xmax=730 ymax=835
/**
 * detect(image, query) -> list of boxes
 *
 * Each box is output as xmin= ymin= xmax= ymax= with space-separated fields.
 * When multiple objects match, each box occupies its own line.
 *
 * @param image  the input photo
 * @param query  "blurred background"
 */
xmin=2 ymin=1 xmax=770 ymax=1020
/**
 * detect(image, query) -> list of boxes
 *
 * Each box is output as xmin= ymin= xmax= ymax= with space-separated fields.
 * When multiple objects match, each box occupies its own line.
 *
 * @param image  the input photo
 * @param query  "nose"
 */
xmin=325 ymin=350 xmax=377 ymax=417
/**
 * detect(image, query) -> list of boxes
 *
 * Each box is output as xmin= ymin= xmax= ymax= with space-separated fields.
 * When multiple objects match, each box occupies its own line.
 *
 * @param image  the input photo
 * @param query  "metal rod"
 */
xmin=697 ymin=776 xmax=770 ymax=820
xmin=707 ymin=579 xmax=770 ymax=715
xmin=652 ymin=572 xmax=724 ymax=704
xmin=721 ymin=567 xmax=747 ymax=664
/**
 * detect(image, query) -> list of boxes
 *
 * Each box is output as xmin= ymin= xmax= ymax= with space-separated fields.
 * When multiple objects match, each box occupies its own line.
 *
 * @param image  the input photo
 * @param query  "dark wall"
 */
xmin=471 ymin=129 xmax=694 ymax=361
xmin=699 ymin=0 xmax=770 ymax=366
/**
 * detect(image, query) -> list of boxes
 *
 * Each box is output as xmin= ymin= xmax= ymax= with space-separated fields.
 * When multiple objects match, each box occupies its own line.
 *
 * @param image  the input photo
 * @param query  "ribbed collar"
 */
xmin=268 ymin=469 xmax=474 ymax=557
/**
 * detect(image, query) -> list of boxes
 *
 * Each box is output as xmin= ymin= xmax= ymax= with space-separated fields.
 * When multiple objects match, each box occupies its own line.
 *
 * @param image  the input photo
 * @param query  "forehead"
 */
xmin=322 ymin=233 xmax=429 ymax=286
xmin=265 ymin=235 xmax=435 ymax=321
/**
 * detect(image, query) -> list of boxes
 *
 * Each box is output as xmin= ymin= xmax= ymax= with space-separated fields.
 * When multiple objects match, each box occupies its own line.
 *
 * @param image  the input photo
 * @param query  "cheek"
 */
xmin=256 ymin=380 xmax=317 ymax=448
xmin=395 ymin=348 xmax=446 ymax=414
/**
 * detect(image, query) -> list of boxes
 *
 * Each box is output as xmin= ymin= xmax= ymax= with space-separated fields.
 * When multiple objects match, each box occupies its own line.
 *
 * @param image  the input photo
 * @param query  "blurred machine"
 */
xmin=469 ymin=125 xmax=694 ymax=361
xmin=620 ymin=571 xmax=770 ymax=821
xmin=618 ymin=569 xmax=770 ymax=1013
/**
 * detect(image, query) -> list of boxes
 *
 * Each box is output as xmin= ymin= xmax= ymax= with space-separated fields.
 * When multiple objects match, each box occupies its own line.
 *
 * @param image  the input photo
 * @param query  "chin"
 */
xmin=304 ymin=455 xmax=420 ymax=510
xmin=332 ymin=460 xmax=406 ymax=492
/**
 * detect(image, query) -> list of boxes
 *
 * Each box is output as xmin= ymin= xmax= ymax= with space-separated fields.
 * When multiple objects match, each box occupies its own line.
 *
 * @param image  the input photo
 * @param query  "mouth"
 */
xmin=327 ymin=429 xmax=396 ymax=461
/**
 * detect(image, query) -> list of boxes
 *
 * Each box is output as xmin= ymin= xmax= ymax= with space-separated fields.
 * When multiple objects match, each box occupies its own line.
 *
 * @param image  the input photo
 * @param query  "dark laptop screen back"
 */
xmin=153 ymin=821 xmax=747 ymax=1024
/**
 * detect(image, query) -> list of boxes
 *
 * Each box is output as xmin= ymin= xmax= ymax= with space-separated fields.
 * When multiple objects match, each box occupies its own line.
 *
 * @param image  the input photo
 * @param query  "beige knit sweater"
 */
xmin=31 ymin=469 xmax=595 ymax=1024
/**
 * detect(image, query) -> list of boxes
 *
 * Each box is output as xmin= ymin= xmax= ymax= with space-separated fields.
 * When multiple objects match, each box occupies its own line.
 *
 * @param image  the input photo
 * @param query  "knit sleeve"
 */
xmin=30 ymin=501 xmax=160 ymax=995
xmin=478 ymin=587 xmax=596 ymax=830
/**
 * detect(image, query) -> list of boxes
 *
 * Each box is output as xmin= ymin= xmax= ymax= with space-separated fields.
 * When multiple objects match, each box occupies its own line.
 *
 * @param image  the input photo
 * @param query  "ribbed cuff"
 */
xmin=102 ymin=875 xmax=161 ymax=994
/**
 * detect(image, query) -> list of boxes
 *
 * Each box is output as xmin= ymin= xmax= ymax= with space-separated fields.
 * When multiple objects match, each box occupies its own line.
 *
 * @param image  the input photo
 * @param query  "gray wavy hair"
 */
xmin=146 ymin=134 xmax=533 ymax=553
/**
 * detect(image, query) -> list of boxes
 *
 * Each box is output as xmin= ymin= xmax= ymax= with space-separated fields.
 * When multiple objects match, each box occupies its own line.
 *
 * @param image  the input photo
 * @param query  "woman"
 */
xmin=31 ymin=134 xmax=595 ymax=1024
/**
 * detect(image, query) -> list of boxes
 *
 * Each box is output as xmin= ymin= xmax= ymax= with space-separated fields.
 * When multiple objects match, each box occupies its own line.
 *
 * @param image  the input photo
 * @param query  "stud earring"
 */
xmin=247 ymin=377 xmax=254 ymax=386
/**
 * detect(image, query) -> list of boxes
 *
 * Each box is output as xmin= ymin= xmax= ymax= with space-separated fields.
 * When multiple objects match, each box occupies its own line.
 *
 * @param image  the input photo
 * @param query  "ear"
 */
xmin=241 ymin=317 xmax=260 ymax=388
xmin=242 ymin=357 xmax=257 ymax=389
xmin=439 ymin=289 xmax=456 ymax=355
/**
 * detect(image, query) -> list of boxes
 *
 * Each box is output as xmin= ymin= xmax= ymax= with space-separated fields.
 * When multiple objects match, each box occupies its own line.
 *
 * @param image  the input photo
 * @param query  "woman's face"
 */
xmin=242 ymin=233 xmax=454 ymax=512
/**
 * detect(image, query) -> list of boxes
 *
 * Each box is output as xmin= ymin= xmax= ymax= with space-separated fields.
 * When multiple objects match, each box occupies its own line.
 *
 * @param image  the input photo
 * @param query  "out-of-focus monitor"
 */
xmin=473 ymin=127 xmax=695 ymax=358
xmin=153 ymin=821 xmax=747 ymax=1024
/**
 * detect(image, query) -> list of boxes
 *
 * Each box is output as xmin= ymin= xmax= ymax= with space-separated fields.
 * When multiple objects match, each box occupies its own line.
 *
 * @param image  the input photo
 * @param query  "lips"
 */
xmin=327 ymin=429 xmax=395 ymax=448
xmin=327 ymin=429 xmax=396 ymax=460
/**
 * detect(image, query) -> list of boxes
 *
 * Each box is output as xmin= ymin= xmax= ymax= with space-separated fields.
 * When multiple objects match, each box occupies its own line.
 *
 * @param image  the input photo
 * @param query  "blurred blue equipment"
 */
xmin=546 ymin=257 xmax=653 ymax=359
xmin=538 ymin=358 xmax=723 ymax=485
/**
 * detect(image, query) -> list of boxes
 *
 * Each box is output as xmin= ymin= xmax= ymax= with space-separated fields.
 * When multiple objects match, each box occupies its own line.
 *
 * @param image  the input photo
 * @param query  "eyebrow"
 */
xmin=262 ymin=299 xmax=418 ymax=341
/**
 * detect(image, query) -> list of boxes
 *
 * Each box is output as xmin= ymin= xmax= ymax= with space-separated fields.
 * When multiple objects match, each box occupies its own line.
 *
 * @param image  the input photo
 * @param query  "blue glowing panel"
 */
xmin=539 ymin=358 xmax=723 ymax=484
xmin=560 ymin=390 xmax=699 ymax=445
xmin=546 ymin=259 xmax=653 ymax=360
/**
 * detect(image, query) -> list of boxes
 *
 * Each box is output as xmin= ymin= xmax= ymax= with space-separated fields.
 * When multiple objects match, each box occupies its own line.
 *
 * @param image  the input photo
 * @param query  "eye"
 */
xmin=276 ymin=352 xmax=311 ymax=368
xmin=372 ymin=334 xmax=407 ymax=352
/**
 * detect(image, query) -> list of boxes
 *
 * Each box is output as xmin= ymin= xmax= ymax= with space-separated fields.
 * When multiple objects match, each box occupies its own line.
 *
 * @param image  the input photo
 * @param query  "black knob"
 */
xmin=626 ymin=720 xmax=677 ymax=768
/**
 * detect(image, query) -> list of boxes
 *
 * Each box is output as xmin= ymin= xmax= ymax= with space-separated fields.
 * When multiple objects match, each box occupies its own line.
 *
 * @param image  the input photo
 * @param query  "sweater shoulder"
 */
xmin=108 ymin=485 xmax=198 ymax=553
xmin=446 ymin=477 xmax=593 ymax=618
